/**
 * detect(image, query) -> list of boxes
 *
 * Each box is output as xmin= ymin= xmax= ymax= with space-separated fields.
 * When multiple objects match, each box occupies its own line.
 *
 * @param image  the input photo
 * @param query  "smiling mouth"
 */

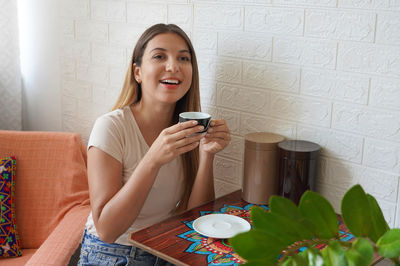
xmin=160 ymin=79 xmax=181 ymax=85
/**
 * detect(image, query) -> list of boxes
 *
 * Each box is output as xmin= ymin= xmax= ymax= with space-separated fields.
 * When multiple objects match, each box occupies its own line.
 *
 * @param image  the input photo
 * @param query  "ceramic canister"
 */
xmin=242 ymin=132 xmax=285 ymax=204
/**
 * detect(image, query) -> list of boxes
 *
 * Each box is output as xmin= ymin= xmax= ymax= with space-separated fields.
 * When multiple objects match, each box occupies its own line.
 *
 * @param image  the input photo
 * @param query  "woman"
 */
xmin=78 ymin=23 xmax=231 ymax=265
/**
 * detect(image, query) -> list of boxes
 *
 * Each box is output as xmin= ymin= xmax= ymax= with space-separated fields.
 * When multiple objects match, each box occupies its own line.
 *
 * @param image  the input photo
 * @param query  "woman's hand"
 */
xmin=145 ymin=121 xmax=205 ymax=168
xmin=199 ymin=119 xmax=231 ymax=155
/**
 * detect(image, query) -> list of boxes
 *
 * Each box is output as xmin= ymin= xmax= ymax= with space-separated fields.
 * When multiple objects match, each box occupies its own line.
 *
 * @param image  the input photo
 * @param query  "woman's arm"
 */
xmin=88 ymin=147 xmax=160 ymax=243
xmin=187 ymin=152 xmax=215 ymax=209
xmin=187 ymin=119 xmax=231 ymax=209
xmin=89 ymin=121 xmax=205 ymax=243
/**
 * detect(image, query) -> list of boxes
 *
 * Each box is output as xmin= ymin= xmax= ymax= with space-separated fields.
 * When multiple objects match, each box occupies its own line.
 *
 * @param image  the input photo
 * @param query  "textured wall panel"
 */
xmin=245 ymin=6 xmax=304 ymax=36
xmin=337 ymin=42 xmax=400 ymax=78
xmin=301 ymin=70 xmax=369 ymax=104
xmin=218 ymin=32 xmax=272 ymax=60
xmin=274 ymin=37 xmax=337 ymax=68
xmin=370 ymin=77 xmax=400 ymax=110
xmin=194 ymin=5 xmax=243 ymax=30
xmin=0 ymin=0 xmax=21 ymax=130
xmin=242 ymin=62 xmax=300 ymax=93
xmin=305 ymin=9 xmax=376 ymax=42
xmin=297 ymin=126 xmax=364 ymax=163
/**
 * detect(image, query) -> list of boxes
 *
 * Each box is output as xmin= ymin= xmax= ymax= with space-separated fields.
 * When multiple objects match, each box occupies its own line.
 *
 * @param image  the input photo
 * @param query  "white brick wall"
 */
xmin=91 ymin=0 xmax=126 ymax=22
xmin=127 ymin=3 xmax=167 ymax=26
xmin=243 ymin=62 xmax=300 ymax=92
xmin=274 ymin=37 xmax=337 ymax=68
xmin=194 ymin=5 xmax=243 ymax=30
xmin=245 ymin=7 xmax=304 ymax=35
xmin=370 ymin=77 xmax=400 ymax=110
xmin=301 ymin=70 xmax=369 ymax=104
xmin=58 ymin=0 xmax=400 ymax=228
xmin=75 ymin=21 xmax=108 ymax=42
xmin=218 ymin=32 xmax=273 ymax=60
xmin=305 ymin=9 xmax=376 ymax=42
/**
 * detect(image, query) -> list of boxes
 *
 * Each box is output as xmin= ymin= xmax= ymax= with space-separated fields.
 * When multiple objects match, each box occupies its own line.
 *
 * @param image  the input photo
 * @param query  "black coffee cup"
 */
xmin=179 ymin=112 xmax=211 ymax=133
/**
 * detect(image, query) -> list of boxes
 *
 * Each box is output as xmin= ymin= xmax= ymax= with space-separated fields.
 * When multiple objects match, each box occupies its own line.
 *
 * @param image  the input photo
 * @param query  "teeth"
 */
xmin=162 ymin=79 xmax=179 ymax=84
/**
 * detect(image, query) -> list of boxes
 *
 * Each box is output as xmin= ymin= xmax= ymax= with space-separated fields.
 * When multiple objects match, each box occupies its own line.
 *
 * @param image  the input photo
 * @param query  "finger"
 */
xmin=171 ymin=125 xmax=205 ymax=141
xmin=209 ymin=119 xmax=226 ymax=127
xmin=176 ymin=141 xmax=200 ymax=155
xmin=201 ymin=140 xmax=225 ymax=152
xmin=207 ymin=126 xmax=230 ymax=138
xmin=175 ymin=132 xmax=206 ymax=147
xmin=208 ymin=121 xmax=229 ymax=132
xmin=205 ymin=131 xmax=230 ymax=140
xmin=164 ymin=120 xmax=198 ymax=134
xmin=207 ymin=124 xmax=230 ymax=134
xmin=204 ymin=133 xmax=231 ymax=144
xmin=202 ymin=138 xmax=230 ymax=149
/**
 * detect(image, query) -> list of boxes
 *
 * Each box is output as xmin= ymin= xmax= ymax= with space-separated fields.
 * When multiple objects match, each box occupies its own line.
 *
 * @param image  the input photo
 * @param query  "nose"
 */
xmin=165 ymin=58 xmax=179 ymax=72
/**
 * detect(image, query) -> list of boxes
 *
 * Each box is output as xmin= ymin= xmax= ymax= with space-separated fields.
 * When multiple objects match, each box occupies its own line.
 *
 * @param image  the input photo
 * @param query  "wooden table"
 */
xmin=128 ymin=190 xmax=382 ymax=266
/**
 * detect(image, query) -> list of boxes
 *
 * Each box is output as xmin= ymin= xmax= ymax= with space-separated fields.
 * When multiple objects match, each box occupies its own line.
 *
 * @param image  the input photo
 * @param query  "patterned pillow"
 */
xmin=0 ymin=156 xmax=21 ymax=258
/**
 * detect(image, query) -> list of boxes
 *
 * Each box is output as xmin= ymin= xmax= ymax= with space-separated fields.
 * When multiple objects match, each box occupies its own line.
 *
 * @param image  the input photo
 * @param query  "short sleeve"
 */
xmin=88 ymin=114 xmax=124 ymax=163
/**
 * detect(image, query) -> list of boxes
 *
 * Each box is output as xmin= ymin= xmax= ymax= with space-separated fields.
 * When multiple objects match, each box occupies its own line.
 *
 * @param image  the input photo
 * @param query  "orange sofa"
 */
xmin=0 ymin=131 xmax=90 ymax=265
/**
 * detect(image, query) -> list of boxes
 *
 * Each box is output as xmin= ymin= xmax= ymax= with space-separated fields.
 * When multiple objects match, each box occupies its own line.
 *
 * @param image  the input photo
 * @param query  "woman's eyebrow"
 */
xmin=150 ymin=47 xmax=190 ymax=54
xmin=150 ymin=47 xmax=166 ymax=53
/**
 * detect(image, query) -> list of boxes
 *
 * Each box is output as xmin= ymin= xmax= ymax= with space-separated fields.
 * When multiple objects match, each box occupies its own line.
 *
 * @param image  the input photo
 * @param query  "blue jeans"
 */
xmin=78 ymin=230 xmax=174 ymax=266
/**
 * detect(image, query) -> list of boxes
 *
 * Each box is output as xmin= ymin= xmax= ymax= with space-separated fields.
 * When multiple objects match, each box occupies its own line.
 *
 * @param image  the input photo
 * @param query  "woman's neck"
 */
xmin=130 ymin=100 xmax=176 ymax=145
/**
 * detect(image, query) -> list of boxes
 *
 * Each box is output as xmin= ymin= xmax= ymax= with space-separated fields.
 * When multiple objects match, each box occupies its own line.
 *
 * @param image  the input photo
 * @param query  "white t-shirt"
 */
xmin=85 ymin=106 xmax=184 ymax=245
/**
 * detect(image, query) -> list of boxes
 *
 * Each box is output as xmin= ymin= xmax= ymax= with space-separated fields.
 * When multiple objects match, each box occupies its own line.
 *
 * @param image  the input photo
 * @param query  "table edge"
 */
xmin=128 ymin=238 xmax=189 ymax=266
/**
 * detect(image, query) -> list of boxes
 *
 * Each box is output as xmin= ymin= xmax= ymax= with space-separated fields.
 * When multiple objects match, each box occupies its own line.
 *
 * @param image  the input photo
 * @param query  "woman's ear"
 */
xmin=133 ymin=63 xmax=142 ymax=84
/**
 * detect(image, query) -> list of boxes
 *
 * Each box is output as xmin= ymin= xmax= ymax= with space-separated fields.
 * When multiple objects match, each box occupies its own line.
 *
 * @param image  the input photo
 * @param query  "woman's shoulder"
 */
xmin=89 ymin=106 xmax=136 ymax=150
xmin=88 ymin=107 xmax=134 ymax=162
xmin=90 ymin=107 xmax=135 ymax=138
xmin=95 ymin=106 xmax=132 ymax=125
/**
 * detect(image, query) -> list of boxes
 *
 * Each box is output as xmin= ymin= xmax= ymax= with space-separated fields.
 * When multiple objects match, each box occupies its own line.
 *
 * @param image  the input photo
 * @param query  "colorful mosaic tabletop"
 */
xmin=177 ymin=204 xmax=354 ymax=266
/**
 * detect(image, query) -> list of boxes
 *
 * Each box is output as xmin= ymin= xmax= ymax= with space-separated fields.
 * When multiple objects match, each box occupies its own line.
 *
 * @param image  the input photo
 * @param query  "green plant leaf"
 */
xmin=281 ymin=254 xmax=309 ymax=266
xmin=250 ymin=206 xmax=269 ymax=229
xmin=377 ymin=229 xmax=400 ymax=258
xmin=366 ymin=194 xmax=389 ymax=242
xmin=341 ymin=185 xmax=371 ymax=237
xmin=251 ymin=206 xmax=313 ymax=245
xmin=322 ymin=240 xmax=346 ymax=266
xmin=269 ymin=195 xmax=302 ymax=220
xmin=243 ymin=259 xmax=275 ymax=266
xmin=281 ymin=257 xmax=294 ymax=266
xmin=345 ymin=238 xmax=374 ymax=266
xmin=269 ymin=196 xmax=317 ymax=235
xmin=300 ymin=248 xmax=324 ymax=266
xmin=298 ymin=191 xmax=338 ymax=239
xmin=251 ymin=207 xmax=296 ymax=245
xmin=230 ymin=229 xmax=286 ymax=263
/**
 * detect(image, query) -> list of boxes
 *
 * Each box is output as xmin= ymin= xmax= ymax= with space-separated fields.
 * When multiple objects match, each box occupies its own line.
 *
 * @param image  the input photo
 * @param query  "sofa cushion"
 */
xmin=0 ymin=131 xmax=90 ymax=249
xmin=0 ymin=156 xmax=22 ymax=258
xmin=0 ymin=248 xmax=36 ymax=265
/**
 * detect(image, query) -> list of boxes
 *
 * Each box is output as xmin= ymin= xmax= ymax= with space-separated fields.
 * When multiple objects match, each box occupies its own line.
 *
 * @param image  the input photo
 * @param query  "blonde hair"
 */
xmin=113 ymin=24 xmax=201 ymax=211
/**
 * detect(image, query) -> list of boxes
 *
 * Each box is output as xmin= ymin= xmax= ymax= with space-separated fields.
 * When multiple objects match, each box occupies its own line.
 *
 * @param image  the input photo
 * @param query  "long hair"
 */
xmin=112 ymin=24 xmax=201 ymax=211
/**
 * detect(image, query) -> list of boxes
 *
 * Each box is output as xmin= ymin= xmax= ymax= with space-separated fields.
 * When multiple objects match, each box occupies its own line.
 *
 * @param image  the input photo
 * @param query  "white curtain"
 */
xmin=0 ymin=0 xmax=22 ymax=130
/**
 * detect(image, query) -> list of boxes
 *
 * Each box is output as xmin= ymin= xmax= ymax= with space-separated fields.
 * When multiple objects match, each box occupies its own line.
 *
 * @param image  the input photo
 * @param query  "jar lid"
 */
xmin=244 ymin=132 xmax=285 ymax=151
xmin=278 ymin=140 xmax=320 ymax=159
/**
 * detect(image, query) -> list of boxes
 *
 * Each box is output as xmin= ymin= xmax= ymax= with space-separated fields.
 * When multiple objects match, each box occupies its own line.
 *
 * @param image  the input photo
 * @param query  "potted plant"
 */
xmin=230 ymin=185 xmax=400 ymax=265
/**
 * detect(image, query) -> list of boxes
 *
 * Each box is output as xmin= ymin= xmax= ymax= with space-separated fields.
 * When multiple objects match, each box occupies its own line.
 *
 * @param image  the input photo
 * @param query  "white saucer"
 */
xmin=192 ymin=214 xmax=251 ymax=239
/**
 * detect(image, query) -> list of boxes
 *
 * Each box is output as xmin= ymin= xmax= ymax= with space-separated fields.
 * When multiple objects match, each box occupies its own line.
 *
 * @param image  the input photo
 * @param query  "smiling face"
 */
xmin=134 ymin=32 xmax=193 ymax=107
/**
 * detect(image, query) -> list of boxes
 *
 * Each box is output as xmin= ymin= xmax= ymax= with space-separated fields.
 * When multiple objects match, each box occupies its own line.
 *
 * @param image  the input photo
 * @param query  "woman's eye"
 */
xmin=153 ymin=54 xmax=164 ymax=60
xmin=180 ymin=56 xmax=190 ymax=62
